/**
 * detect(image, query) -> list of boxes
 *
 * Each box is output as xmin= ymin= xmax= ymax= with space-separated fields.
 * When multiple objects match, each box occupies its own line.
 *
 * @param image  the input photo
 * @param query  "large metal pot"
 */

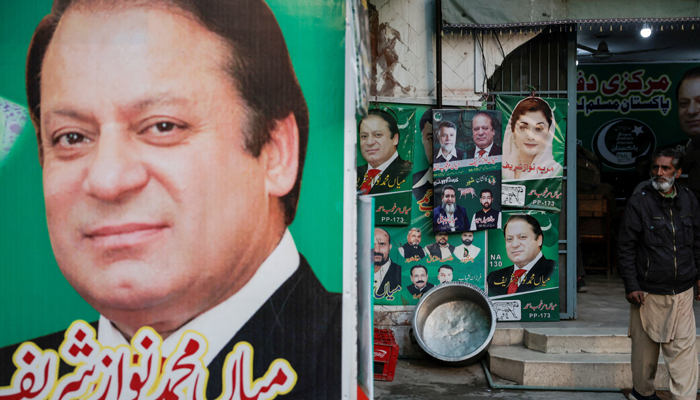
xmin=412 ymin=281 xmax=496 ymax=365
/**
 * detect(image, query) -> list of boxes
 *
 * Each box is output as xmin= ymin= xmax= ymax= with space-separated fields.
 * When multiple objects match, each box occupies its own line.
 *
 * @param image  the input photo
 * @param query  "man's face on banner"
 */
xmin=480 ymin=192 xmax=492 ymax=210
xmin=442 ymin=188 xmax=456 ymax=206
xmin=39 ymin=7 xmax=281 ymax=333
xmin=437 ymin=267 xmax=452 ymax=283
xmin=421 ymin=121 xmax=433 ymax=162
xmin=359 ymin=115 xmax=398 ymax=167
xmin=407 ymin=230 xmax=421 ymax=246
xmin=411 ymin=267 xmax=427 ymax=289
xmin=461 ymin=232 xmax=473 ymax=246
xmin=438 ymin=127 xmax=456 ymax=153
xmin=373 ymin=228 xmax=391 ymax=266
xmin=504 ymin=220 xmax=542 ymax=268
xmin=678 ymin=77 xmax=700 ymax=137
xmin=436 ymin=232 xmax=448 ymax=246
xmin=471 ymin=114 xmax=495 ymax=149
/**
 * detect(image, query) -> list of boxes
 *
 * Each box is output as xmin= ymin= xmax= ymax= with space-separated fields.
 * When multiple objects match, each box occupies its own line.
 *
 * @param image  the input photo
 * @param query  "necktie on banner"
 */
xmin=478 ymin=150 xmax=486 ymax=157
xmin=360 ymin=168 xmax=381 ymax=194
xmin=507 ymin=269 xmax=527 ymax=294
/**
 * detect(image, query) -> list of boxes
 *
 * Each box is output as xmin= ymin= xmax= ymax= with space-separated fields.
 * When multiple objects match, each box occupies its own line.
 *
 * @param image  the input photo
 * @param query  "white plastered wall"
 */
xmin=371 ymin=0 xmax=537 ymax=105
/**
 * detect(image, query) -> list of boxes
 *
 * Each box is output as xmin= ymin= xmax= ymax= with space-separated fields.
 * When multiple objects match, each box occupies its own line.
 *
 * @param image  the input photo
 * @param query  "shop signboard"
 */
xmin=576 ymin=63 xmax=699 ymax=171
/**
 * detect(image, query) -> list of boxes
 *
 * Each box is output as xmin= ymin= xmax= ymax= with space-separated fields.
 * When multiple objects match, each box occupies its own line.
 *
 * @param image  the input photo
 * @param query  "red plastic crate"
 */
xmin=373 ymin=328 xmax=399 ymax=381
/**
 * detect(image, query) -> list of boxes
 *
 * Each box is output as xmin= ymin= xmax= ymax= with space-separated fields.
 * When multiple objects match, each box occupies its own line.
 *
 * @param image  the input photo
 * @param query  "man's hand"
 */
xmin=626 ymin=291 xmax=645 ymax=305
xmin=695 ymin=280 xmax=700 ymax=301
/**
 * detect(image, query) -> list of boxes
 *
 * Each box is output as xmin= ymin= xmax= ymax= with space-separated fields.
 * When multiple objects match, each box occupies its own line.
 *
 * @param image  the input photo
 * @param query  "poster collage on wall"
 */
xmin=361 ymin=96 xmax=565 ymax=322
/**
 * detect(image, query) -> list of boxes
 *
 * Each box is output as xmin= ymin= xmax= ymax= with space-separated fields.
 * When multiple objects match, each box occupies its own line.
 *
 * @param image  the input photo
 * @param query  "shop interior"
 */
xmin=575 ymin=24 xmax=700 ymax=277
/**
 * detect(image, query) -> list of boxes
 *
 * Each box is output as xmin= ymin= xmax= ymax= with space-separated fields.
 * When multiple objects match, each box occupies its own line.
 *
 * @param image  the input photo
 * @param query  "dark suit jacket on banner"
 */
xmin=407 ymin=282 xmax=434 ymax=297
xmin=433 ymin=205 xmax=470 ymax=232
xmin=424 ymin=243 xmax=456 ymax=260
xmin=486 ymin=256 xmax=555 ymax=296
xmin=412 ymin=168 xmax=432 ymax=203
xmin=0 ymin=256 xmax=342 ymax=399
xmin=357 ymin=156 xmax=412 ymax=195
xmin=400 ymin=243 xmax=426 ymax=261
xmin=471 ymin=208 xmax=501 ymax=230
xmin=376 ymin=261 xmax=402 ymax=297
xmin=434 ymin=148 xmax=466 ymax=164
xmin=466 ymin=143 xmax=502 ymax=159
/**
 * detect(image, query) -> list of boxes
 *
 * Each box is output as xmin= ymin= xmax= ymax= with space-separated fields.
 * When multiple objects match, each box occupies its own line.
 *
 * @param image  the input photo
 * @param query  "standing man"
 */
xmin=618 ymin=149 xmax=700 ymax=400
xmin=424 ymin=232 xmax=456 ymax=261
xmin=487 ymin=215 xmax=555 ymax=296
xmin=0 ymin=0 xmax=342 ymax=397
xmin=433 ymin=185 xmax=470 ymax=232
xmin=399 ymin=228 xmax=426 ymax=261
xmin=454 ymin=231 xmax=481 ymax=262
xmin=470 ymin=189 xmax=502 ymax=230
xmin=434 ymin=121 xmax=466 ymax=163
xmin=407 ymin=265 xmax=434 ymax=299
xmin=374 ymin=228 xmax=402 ymax=298
xmin=357 ymin=109 xmax=412 ymax=195
xmin=467 ymin=112 xmax=501 ymax=159
xmin=678 ymin=67 xmax=700 ymax=199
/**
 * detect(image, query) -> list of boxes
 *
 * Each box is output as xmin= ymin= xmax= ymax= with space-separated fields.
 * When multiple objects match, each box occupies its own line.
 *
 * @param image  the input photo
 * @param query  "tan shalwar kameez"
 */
xmin=629 ymin=288 xmax=698 ymax=400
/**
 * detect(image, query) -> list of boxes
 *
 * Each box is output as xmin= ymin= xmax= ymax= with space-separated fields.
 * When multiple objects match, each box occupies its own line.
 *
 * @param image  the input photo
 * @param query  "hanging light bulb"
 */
xmin=641 ymin=22 xmax=652 ymax=38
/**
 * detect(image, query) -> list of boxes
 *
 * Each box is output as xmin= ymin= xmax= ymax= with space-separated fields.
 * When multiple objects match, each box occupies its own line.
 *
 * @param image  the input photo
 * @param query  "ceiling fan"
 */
xmin=577 ymin=33 xmax=672 ymax=60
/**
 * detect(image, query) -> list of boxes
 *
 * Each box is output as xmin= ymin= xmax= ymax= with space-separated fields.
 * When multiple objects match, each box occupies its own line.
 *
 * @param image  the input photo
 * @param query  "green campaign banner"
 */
xmin=432 ymin=109 xmax=503 ymax=232
xmin=496 ymin=95 xmax=566 ymax=212
xmin=357 ymin=105 xmax=415 ymax=226
xmin=486 ymin=210 xmax=560 ymax=322
xmin=373 ymin=225 xmax=487 ymax=306
xmin=576 ymin=63 xmax=699 ymax=171
xmin=0 ymin=0 xmax=348 ymax=396
xmin=372 ymin=106 xmax=488 ymax=306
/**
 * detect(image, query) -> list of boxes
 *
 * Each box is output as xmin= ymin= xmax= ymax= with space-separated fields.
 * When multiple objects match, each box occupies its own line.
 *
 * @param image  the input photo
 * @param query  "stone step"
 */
xmin=524 ymin=327 xmax=630 ymax=354
xmin=487 ymin=345 xmax=700 ymax=389
xmin=522 ymin=327 xmax=700 ymax=354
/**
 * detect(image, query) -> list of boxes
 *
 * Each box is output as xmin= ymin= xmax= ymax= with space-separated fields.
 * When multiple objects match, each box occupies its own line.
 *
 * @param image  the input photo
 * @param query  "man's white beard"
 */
xmin=443 ymin=203 xmax=455 ymax=213
xmin=442 ymin=144 xmax=454 ymax=153
xmin=651 ymin=176 xmax=675 ymax=193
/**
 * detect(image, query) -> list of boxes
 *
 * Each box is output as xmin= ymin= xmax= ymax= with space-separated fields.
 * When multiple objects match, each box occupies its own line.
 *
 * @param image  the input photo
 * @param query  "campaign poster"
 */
xmin=577 ymin=63 xmax=698 ymax=171
xmin=496 ymin=95 xmax=566 ymax=212
xmin=0 ymin=0 xmax=348 ymax=397
xmin=373 ymin=225 xmax=487 ymax=306
xmin=357 ymin=105 xmax=415 ymax=226
xmin=486 ymin=210 xmax=560 ymax=322
xmin=371 ymin=106 xmax=488 ymax=306
xmin=431 ymin=109 xmax=503 ymax=232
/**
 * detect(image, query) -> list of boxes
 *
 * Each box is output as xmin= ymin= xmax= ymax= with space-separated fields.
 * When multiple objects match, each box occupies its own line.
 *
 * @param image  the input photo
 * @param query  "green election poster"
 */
xmin=0 ymin=0 xmax=349 ymax=397
xmin=357 ymin=105 xmax=415 ymax=226
xmin=496 ymin=95 xmax=566 ymax=212
xmin=487 ymin=210 xmax=560 ymax=322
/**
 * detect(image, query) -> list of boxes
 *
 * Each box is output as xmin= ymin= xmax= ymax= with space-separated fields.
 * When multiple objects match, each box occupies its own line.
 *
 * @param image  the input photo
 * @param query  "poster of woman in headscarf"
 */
xmin=498 ymin=96 xmax=566 ymax=212
xmin=431 ymin=109 xmax=503 ymax=233
xmin=486 ymin=210 xmax=560 ymax=322
xmin=357 ymin=106 xmax=415 ymax=226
